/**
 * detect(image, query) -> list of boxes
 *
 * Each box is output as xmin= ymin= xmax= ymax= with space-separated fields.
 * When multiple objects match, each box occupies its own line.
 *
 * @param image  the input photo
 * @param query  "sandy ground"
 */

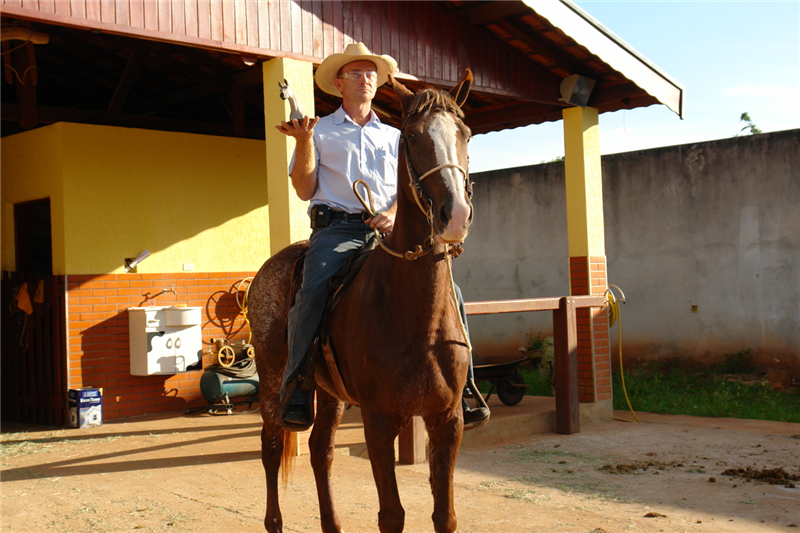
xmin=2 ymin=404 xmax=799 ymax=533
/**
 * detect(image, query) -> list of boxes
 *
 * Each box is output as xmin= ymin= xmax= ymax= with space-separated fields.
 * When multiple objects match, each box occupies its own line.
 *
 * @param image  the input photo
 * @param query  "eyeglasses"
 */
xmin=339 ymin=70 xmax=378 ymax=82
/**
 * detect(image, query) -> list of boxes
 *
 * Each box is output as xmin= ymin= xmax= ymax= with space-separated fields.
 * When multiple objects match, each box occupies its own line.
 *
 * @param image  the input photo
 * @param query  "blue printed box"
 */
xmin=68 ymin=388 xmax=103 ymax=428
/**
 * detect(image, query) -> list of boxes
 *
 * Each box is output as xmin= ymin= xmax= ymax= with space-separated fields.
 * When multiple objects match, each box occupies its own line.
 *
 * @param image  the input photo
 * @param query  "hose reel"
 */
xmin=212 ymin=338 xmax=255 ymax=368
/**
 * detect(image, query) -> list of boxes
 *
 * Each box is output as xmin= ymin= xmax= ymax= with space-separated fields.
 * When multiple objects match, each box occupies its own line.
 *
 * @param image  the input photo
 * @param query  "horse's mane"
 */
xmin=402 ymin=88 xmax=464 ymax=127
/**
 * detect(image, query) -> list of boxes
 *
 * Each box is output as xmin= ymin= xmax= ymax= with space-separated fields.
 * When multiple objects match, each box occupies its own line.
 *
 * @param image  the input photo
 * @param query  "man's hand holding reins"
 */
xmin=366 ymin=203 xmax=397 ymax=234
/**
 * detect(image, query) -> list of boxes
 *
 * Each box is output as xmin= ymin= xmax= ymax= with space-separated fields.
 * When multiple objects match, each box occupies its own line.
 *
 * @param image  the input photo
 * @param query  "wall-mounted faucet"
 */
xmin=158 ymin=284 xmax=177 ymax=296
xmin=142 ymin=284 xmax=177 ymax=305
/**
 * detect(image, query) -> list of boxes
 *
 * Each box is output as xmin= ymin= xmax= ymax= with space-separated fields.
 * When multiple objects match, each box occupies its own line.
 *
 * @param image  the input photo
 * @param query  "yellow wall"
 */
xmin=2 ymin=122 xmax=270 ymax=274
xmin=1 ymin=124 xmax=66 ymax=273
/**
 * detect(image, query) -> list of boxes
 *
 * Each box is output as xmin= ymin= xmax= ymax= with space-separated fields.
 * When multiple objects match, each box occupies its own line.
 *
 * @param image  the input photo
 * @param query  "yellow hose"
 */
xmin=237 ymin=277 xmax=253 ymax=343
xmin=606 ymin=285 xmax=639 ymax=423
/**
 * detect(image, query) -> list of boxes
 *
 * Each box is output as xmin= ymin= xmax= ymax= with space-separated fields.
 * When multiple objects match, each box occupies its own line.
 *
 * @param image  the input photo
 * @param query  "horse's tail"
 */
xmin=280 ymin=429 xmax=295 ymax=487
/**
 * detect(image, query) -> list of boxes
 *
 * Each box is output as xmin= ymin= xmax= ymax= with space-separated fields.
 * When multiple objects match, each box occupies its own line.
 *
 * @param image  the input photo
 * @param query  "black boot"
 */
xmin=462 ymin=397 xmax=490 ymax=430
xmin=280 ymin=382 xmax=315 ymax=432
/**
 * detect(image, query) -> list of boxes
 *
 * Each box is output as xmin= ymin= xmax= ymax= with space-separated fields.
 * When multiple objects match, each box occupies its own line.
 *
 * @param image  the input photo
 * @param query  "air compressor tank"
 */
xmin=199 ymin=358 xmax=258 ymax=405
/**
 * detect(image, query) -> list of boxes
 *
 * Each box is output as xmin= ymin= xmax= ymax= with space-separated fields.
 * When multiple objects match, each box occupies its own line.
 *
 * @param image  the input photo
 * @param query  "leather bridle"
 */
xmin=399 ymin=130 xmax=473 ymax=220
xmin=353 ymin=108 xmax=473 ymax=261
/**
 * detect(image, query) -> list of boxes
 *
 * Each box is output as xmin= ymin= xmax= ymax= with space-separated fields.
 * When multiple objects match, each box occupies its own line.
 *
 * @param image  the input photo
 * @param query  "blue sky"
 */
xmin=468 ymin=1 xmax=800 ymax=173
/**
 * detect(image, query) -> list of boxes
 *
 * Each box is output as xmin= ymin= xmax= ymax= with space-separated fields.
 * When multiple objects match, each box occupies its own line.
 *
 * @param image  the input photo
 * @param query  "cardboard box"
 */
xmin=68 ymin=388 xmax=103 ymax=428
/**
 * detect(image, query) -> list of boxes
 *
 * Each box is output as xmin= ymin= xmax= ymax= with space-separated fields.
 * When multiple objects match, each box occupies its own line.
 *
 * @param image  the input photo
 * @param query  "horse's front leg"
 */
xmin=425 ymin=410 xmax=463 ymax=533
xmin=309 ymin=390 xmax=345 ymax=533
xmin=261 ymin=423 xmax=284 ymax=533
xmin=362 ymin=411 xmax=405 ymax=533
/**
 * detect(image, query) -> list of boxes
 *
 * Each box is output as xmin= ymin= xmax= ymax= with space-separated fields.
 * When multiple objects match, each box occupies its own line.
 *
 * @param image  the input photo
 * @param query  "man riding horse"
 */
xmin=274 ymin=42 xmax=489 ymax=432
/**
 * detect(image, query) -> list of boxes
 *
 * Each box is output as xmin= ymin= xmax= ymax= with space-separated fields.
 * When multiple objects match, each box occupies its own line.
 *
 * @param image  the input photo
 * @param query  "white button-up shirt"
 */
xmin=290 ymin=106 xmax=400 ymax=214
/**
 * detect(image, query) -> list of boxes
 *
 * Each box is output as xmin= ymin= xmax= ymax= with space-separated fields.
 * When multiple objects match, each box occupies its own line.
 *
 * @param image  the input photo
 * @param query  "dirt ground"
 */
xmin=2 ymin=402 xmax=799 ymax=533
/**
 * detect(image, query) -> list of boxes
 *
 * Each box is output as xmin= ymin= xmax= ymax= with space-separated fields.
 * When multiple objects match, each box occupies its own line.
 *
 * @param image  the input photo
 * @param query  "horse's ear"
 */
xmin=389 ymin=73 xmax=415 ymax=114
xmin=449 ymin=68 xmax=473 ymax=108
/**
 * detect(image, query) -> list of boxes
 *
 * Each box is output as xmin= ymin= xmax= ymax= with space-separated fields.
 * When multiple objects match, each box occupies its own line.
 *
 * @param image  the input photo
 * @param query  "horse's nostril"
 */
xmin=438 ymin=204 xmax=450 ymax=226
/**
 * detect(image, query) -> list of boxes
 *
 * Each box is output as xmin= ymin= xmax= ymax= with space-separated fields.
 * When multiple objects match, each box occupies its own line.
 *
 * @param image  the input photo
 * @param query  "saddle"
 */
xmin=291 ymin=238 xmax=378 ymax=405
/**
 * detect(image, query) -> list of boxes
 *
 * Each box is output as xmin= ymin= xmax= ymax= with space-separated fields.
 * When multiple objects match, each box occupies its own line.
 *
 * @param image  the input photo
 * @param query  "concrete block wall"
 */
xmin=458 ymin=129 xmax=800 ymax=376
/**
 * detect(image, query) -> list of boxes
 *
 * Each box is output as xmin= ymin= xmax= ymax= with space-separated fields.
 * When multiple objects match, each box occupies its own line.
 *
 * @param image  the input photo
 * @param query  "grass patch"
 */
xmin=477 ymin=362 xmax=553 ymax=398
xmin=508 ymin=345 xmax=799 ymax=423
xmin=517 ymin=365 xmax=554 ymax=397
xmin=610 ymin=355 xmax=800 ymax=423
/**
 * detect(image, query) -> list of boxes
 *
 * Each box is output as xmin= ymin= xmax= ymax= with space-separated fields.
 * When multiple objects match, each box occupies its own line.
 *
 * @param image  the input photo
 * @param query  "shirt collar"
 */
xmin=334 ymin=105 xmax=379 ymax=127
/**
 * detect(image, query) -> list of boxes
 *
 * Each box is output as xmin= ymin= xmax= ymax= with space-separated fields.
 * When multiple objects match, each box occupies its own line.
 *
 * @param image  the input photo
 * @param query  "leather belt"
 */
xmin=310 ymin=204 xmax=367 ymax=229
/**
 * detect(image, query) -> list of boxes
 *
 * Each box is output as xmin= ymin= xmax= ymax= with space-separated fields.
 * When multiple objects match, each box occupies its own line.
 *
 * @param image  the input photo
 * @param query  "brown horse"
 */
xmin=247 ymin=70 xmax=474 ymax=533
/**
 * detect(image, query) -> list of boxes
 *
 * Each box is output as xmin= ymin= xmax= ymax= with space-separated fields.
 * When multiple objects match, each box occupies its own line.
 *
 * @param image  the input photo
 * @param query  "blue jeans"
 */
xmin=453 ymin=283 xmax=475 ymax=384
xmin=282 ymin=219 xmax=374 ymax=398
xmin=281 ymin=219 xmax=475 ymax=398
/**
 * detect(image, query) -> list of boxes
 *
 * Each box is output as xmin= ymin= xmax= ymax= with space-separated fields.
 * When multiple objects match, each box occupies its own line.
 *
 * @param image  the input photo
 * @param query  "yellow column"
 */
xmin=562 ymin=106 xmax=611 ymax=406
xmin=262 ymin=57 xmax=314 ymax=256
xmin=563 ymin=106 xmax=604 ymax=259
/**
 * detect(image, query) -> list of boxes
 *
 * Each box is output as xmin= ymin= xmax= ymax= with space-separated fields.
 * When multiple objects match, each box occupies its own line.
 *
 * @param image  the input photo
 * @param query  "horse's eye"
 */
xmin=408 ymin=134 xmax=417 ymax=143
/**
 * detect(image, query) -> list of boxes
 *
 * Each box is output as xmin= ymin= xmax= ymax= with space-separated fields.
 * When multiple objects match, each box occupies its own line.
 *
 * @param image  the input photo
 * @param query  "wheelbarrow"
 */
xmin=472 ymin=354 xmax=531 ymax=406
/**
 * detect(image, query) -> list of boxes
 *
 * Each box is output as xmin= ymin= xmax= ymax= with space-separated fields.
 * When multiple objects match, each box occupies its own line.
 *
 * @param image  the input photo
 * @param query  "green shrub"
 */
xmin=712 ymin=348 xmax=756 ymax=374
xmin=519 ymin=365 xmax=554 ymax=397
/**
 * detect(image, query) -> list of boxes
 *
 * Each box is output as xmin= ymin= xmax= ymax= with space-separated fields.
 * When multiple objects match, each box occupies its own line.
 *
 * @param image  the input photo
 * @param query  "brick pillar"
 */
xmin=569 ymin=256 xmax=611 ymax=402
xmin=563 ymin=106 xmax=610 ymax=404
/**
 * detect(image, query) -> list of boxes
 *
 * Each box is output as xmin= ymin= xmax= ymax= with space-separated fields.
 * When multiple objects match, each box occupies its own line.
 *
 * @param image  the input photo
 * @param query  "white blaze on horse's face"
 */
xmin=427 ymin=111 xmax=471 ymax=243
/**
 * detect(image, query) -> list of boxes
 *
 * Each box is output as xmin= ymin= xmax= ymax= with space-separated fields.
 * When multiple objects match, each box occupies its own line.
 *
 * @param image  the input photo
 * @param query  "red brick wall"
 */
xmin=569 ymin=256 xmax=611 ymax=403
xmin=65 ymin=272 xmax=257 ymax=419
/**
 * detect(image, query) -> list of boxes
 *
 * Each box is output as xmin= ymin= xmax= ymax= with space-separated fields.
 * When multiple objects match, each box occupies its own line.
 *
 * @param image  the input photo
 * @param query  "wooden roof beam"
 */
xmin=501 ymin=17 xmax=593 ymax=77
xmin=588 ymin=81 xmax=641 ymax=109
xmin=107 ymin=51 xmax=142 ymax=113
xmin=470 ymin=108 xmax=565 ymax=135
xmin=465 ymin=100 xmax=564 ymax=130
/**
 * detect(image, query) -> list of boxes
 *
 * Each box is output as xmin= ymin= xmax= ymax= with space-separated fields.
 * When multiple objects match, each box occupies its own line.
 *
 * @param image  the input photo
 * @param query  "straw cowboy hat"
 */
xmin=314 ymin=42 xmax=397 ymax=97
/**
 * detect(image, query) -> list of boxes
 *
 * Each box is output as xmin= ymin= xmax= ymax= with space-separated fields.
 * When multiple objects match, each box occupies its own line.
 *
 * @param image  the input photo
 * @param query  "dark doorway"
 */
xmin=14 ymin=199 xmax=53 ymax=275
xmin=2 ymin=199 xmax=65 ymax=426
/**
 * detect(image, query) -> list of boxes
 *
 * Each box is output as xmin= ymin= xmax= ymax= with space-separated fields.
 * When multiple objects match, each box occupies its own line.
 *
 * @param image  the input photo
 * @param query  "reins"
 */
xmin=353 ymin=179 xmax=436 ymax=260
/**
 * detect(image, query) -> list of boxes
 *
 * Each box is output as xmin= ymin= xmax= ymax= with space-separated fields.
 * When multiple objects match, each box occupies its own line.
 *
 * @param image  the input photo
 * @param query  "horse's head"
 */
xmin=390 ymin=70 xmax=474 ymax=244
xmin=278 ymin=79 xmax=291 ymax=101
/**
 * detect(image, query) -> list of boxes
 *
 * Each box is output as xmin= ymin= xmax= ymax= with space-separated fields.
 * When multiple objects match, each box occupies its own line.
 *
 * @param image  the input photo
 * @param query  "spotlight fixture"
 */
xmin=559 ymin=74 xmax=596 ymax=107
